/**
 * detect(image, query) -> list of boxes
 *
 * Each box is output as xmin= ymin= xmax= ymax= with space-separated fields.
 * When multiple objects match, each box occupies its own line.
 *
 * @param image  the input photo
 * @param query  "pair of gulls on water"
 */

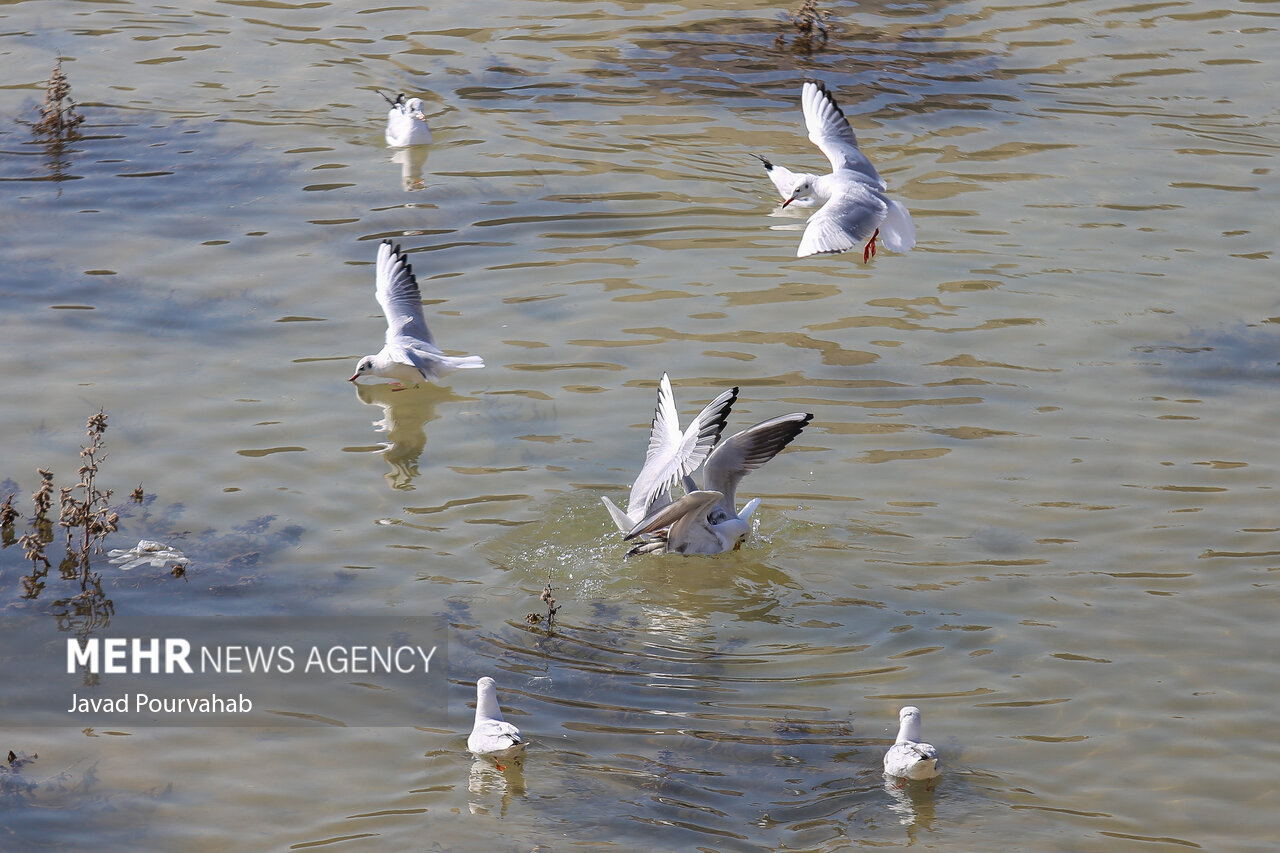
xmin=469 ymin=677 xmax=940 ymax=783
xmin=602 ymin=374 xmax=812 ymax=556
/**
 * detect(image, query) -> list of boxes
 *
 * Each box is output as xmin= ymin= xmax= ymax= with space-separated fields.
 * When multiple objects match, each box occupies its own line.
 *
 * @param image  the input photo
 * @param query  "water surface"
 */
xmin=1 ymin=0 xmax=1277 ymax=850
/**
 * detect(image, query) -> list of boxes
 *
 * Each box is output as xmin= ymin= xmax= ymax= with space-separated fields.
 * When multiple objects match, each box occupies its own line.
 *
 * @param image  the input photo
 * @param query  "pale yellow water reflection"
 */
xmin=1 ymin=0 xmax=1277 ymax=849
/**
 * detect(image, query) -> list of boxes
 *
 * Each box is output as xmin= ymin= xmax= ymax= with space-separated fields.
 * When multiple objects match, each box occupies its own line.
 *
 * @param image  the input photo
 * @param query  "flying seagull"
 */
xmin=350 ymin=240 xmax=484 ymax=389
xmin=756 ymin=80 xmax=915 ymax=261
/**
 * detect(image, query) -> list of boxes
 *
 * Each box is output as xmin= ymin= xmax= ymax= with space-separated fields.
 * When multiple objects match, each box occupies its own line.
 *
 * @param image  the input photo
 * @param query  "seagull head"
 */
xmin=782 ymin=177 xmax=816 ymax=208
xmin=349 ymin=355 xmax=377 ymax=382
xmin=403 ymin=97 xmax=427 ymax=120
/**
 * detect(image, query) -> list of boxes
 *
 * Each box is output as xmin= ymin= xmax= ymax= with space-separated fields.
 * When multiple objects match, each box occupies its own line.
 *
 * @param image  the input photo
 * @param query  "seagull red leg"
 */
xmin=862 ymin=228 xmax=879 ymax=264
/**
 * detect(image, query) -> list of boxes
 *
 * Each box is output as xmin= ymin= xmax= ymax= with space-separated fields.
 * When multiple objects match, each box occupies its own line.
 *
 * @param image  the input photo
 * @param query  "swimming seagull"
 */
xmin=601 ymin=374 xmax=737 ymax=533
xmin=378 ymin=90 xmax=433 ymax=147
xmin=883 ymin=705 xmax=941 ymax=781
xmin=756 ymin=80 xmax=915 ymax=261
xmin=467 ymin=677 xmax=527 ymax=764
xmin=625 ymin=411 xmax=813 ymax=556
xmin=349 ymin=240 xmax=484 ymax=389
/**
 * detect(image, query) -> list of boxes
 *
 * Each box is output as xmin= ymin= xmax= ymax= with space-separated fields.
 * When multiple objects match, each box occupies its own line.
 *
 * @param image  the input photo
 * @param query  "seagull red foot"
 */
xmin=863 ymin=228 xmax=879 ymax=264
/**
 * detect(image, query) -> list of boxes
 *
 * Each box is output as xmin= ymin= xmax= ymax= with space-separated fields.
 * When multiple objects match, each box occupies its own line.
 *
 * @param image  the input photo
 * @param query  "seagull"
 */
xmin=883 ymin=705 xmax=940 ymax=781
xmin=601 ymin=374 xmax=737 ymax=533
xmin=378 ymin=90 xmax=433 ymax=147
xmin=756 ymin=80 xmax=915 ymax=261
xmin=350 ymin=240 xmax=484 ymax=389
xmin=467 ymin=677 xmax=526 ymax=765
xmin=624 ymin=411 xmax=813 ymax=556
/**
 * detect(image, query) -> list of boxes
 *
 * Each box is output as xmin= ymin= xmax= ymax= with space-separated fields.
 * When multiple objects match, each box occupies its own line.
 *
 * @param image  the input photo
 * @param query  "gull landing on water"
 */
xmin=467 ymin=677 xmax=526 ymax=767
xmin=883 ymin=705 xmax=940 ymax=782
xmin=349 ymin=240 xmax=484 ymax=389
xmin=378 ymin=90 xmax=433 ymax=147
xmin=755 ymin=80 xmax=915 ymax=262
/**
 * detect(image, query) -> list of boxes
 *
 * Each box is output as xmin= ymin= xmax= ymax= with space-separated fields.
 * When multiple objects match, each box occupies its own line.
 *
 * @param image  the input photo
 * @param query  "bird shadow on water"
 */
xmin=1134 ymin=319 xmax=1280 ymax=389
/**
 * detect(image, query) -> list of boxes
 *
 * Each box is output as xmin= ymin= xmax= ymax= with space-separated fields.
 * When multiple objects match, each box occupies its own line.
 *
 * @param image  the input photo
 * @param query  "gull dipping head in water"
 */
xmin=601 ymin=373 xmax=738 ymax=535
xmin=755 ymin=79 xmax=915 ymax=262
xmin=349 ymin=240 xmax=484 ymax=389
xmin=467 ymin=677 xmax=526 ymax=764
xmin=378 ymin=90 xmax=433 ymax=147
xmin=883 ymin=705 xmax=940 ymax=781
xmin=624 ymin=410 xmax=813 ymax=555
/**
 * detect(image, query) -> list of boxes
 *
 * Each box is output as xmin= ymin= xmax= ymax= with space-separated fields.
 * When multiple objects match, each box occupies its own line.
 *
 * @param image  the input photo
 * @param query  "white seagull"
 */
xmin=624 ymin=411 xmax=812 ymax=555
xmin=883 ymin=705 xmax=940 ymax=781
xmin=467 ymin=676 xmax=526 ymax=763
xmin=756 ymin=80 xmax=915 ymax=262
xmin=350 ymin=240 xmax=484 ymax=388
xmin=379 ymin=90 xmax=433 ymax=147
xmin=601 ymin=374 xmax=737 ymax=533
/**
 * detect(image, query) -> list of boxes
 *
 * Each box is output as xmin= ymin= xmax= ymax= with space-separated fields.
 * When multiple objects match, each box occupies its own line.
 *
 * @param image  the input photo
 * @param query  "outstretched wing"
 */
xmin=796 ymin=184 xmax=887 ymax=258
xmin=627 ymin=376 xmax=737 ymax=514
xmin=801 ymin=80 xmax=884 ymax=188
xmin=703 ymin=412 xmax=813 ymax=512
xmin=375 ymin=240 xmax=435 ymax=346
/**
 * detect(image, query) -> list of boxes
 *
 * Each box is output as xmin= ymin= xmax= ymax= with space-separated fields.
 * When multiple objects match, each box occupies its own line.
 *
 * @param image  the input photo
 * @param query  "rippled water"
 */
xmin=1 ymin=0 xmax=1277 ymax=849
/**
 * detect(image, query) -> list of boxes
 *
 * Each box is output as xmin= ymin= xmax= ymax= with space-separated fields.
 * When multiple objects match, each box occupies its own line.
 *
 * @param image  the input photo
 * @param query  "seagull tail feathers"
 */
xmin=441 ymin=354 xmax=485 ymax=371
xmin=880 ymin=200 xmax=916 ymax=254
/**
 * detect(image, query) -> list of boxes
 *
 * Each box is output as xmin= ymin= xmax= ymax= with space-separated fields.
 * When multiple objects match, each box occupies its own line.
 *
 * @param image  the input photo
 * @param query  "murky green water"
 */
xmin=2 ymin=0 xmax=1277 ymax=849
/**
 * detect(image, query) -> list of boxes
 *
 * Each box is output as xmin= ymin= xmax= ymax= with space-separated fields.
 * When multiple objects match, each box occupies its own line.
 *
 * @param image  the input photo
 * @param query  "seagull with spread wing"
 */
xmin=349 ymin=240 xmax=484 ymax=389
xmin=601 ymin=374 xmax=737 ymax=534
xmin=756 ymin=80 xmax=915 ymax=262
xmin=624 ymin=411 xmax=812 ymax=555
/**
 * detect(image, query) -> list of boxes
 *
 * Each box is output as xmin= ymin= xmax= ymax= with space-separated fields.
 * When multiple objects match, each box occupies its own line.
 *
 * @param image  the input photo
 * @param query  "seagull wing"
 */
xmin=796 ymin=183 xmax=888 ymax=258
xmin=802 ymin=80 xmax=885 ymax=188
xmin=627 ymin=489 xmax=727 ymax=535
xmin=703 ymin=413 xmax=813 ymax=513
xmin=627 ymin=377 xmax=737 ymax=514
xmin=469 ymin=717 xmax=524 ymax=753
xmin=375 ymin=240 xmax=435 ymax=346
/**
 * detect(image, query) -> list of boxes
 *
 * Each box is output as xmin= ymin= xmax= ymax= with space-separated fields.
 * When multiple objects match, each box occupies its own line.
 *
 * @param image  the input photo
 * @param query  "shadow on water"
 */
xmin=1134 ymin=319 xmax=1280 ymax=387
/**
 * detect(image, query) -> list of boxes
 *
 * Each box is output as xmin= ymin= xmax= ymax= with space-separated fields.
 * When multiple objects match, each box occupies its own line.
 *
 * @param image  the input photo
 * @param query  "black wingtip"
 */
xmin=751 ymin=153 xmax=774 ymax=171
xmin=803 ymin=78 xmax=847 ymax=120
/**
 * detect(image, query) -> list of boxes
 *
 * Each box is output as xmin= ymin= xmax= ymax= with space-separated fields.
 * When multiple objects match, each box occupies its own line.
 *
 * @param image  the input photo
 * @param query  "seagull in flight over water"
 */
xmin=350 ymin=240 xmax=484 ymax=389
xmin=378 ymin=90 xmax=433 ymax=147
xmin=755 ymin=80 xmax=915 ymax=262
xmin=883 ymin=705 xmax=941 ymax=782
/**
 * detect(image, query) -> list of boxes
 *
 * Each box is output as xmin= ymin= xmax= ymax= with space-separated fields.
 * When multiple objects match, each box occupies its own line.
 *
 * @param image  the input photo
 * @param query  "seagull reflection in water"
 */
xmin=353 ymin=381 xmax=459 ymax=490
